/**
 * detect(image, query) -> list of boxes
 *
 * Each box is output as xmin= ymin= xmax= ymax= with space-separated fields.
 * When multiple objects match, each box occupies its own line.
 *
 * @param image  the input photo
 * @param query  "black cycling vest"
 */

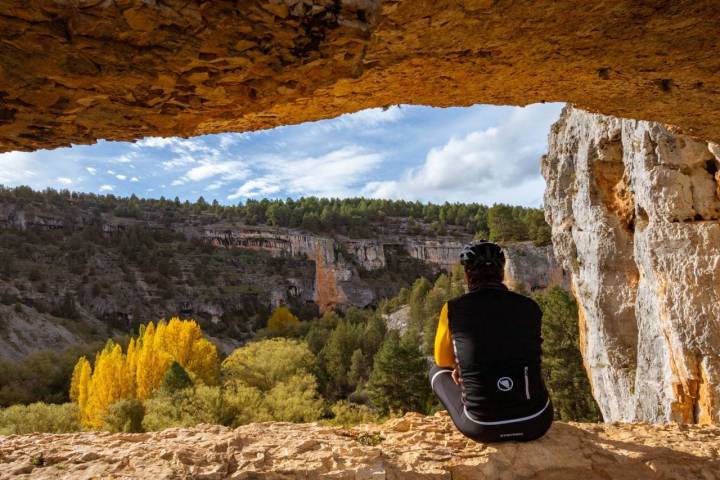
xmin=448 ymin=284 xmax=550 ymax=422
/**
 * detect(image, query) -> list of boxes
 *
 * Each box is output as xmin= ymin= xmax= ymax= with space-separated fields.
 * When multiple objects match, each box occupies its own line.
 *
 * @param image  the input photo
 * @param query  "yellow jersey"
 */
xmin=433 ymin=303 xmax=455 ymax=367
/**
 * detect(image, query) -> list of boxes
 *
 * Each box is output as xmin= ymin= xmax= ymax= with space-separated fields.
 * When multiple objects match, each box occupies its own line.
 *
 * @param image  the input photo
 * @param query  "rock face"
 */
xmin=543 ymin=105 xmax=720 ymax=424
xmin=205 ymin=226 xmax=566 ymax=310
xmin=3 ymin=1 xmax=720 ymax=152
xmin=1 ymin=413 xmax=719 ymax=479
xmin=503 ymin=242 xmax=569 ymax=293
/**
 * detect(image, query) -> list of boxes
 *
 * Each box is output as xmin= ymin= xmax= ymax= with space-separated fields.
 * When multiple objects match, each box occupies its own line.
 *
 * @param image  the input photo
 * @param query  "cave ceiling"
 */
xmin=1 ymin=0 xmax=720 ymax=153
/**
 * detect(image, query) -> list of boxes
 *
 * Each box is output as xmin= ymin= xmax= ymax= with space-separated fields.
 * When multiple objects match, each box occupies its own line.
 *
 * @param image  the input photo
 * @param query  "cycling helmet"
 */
xmin=459 ymin=240 xmax=505 ymax=269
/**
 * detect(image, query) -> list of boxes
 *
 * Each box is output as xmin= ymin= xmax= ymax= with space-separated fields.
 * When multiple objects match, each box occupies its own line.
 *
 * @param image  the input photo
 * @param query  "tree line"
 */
xmin=0 ymin=185 xmax=551 ymax=244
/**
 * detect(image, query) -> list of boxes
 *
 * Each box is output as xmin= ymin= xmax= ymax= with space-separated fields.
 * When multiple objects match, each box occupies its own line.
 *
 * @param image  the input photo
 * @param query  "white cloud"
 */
xmin=86 ymin=167 xmax=97 ymax=175
xmin=116 ymin=174 xmax=127 ymax=180
xmin=228 ymin=179 xmax=281 ymax=199
xmin=99 ymin=184 xmax=114 ymax=192
xmin=115 ymin=152 xmax=137 ymax=163
xmin=57 ymin=177 xmax=73 ymax=185
xmin=171 ymin=179 xmax=184 ymax=186
xmin=134 ymin=137 xmax=177 ymax=149
xmin=361 ymin=104 xmax=561 ymax=205
xmin=182 ymin=160 xmax=248 ymax=182
xmin=135 ymin=136 xmax=211 ymax=153
xmin=218 ymin=134 xmax=246 ymax=150
xmin=322 ymin=106 xmax=404 ymax=131
xmin=0 ymin=151 xmax=38 ymax=184
xmin=107 ymin=169 xmax=115 ymax=175
xmin=205 ymin=181 xmax=225 ymax=191
xmin=227 ymin=145 xmax=383 ymax=200
xmin=130 ymin=177 xmax=139 ymax=182
xmin=162 ymin=156 xmax=196 ymax=170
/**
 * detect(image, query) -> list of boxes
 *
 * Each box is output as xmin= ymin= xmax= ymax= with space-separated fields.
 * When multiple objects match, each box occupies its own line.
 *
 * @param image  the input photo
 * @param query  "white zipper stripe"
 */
xmin=463 ymin=398 xmax=550 ymax=426
xmin=524 ymin=366 xmax=530 ymax=400
xmin=430 ymin=369 xmax=453 ymax=390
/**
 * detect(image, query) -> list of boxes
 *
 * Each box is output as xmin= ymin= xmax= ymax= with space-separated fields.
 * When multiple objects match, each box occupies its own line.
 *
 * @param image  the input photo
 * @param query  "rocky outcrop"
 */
xmin=383 ymin=304 xmax=410 ymax=332
xmin=504 ymin=242 xmax=569 ymax=293
xmin=543 ymin=105 xmax=720 ymax=424
xmin=1 ymin=413 xmax=719 ymax=479
xmin=0 ymin=304 xmax=82 ymax=361
xmin=3 ymin=2 xmax=720 ymax=152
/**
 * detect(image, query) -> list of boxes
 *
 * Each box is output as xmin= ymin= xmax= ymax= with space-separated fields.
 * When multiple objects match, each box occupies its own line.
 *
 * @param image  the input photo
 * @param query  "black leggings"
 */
xmin=429 ymin=365 xmax=554 ymax=443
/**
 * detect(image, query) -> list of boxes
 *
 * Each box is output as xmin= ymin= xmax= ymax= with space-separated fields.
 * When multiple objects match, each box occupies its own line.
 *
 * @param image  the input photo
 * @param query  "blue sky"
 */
xmin=0 ymin=102 xmax=564 ymax=206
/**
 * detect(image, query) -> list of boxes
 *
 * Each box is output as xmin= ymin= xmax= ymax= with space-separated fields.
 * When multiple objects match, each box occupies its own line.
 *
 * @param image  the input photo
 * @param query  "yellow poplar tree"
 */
xmin=83 ymin=341 xmax=133 ymax=429
xmin=135 ymin=321 xmax=171 ymax=400
xmin=70 ymin=318 xmax=219 ymax=429
xmin=69 ymin=356 xmax=90 ymax=402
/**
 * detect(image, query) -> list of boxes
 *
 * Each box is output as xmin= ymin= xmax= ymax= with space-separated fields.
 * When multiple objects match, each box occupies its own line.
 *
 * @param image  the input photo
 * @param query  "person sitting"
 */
xmin=428 ymin=240 xmax=553 ymax=442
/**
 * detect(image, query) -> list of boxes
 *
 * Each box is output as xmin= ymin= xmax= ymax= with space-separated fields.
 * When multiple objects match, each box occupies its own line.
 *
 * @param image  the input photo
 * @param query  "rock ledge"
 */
xmin=1 ymin=412 xmax=718 ymax=479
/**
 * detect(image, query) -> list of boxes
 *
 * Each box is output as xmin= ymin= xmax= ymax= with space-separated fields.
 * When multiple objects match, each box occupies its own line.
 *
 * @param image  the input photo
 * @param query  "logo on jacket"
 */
xmin=497 ymin=377 xmax=514 ymax=391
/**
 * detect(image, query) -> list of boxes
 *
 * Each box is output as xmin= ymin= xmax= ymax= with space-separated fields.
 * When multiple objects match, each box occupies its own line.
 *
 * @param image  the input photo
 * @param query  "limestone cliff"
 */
xmin=543 ymin=105 xmax=720 ymax=424
xmin=1 ymin=413 xmax=718 ymax=479
xmin=204 ymin=225 xmax=565 ymax=311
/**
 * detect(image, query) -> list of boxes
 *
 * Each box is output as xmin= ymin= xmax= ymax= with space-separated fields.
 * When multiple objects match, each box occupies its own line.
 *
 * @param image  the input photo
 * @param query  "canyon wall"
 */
xmin=204 ymin=226 xmax=565 ymax=311
xmin=0 ymin=203 xmax=565 ymax=349
xmin=543 ymin=105 xmax=720 ymax=424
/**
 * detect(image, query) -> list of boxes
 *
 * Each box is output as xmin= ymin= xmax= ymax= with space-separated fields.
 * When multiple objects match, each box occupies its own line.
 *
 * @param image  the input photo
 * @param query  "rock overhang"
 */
xmin=2 ymin=0 xmax=720 ymax=153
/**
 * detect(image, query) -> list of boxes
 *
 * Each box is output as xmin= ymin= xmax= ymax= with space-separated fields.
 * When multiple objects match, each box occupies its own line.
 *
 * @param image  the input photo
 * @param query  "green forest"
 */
xmin=0 ymin=269 xmax=600 ymax=435
xmin=0 ymin=185 xmax=551 ymax=244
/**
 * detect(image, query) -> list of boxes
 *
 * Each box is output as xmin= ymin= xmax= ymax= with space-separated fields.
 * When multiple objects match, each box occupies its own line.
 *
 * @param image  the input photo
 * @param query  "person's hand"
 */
xmin=451 ymin=367 xmax=462 ymax=385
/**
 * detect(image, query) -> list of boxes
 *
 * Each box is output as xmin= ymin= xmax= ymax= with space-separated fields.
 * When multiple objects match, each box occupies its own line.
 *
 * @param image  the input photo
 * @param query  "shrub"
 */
xmin=103 ymin=398 xmax=145 ymax=433
xmin=264 ymin=373 xmax=324 ymax=423
xmin=223 ymin=383 xmax=272 ymax=426
xmin=0 ymin=402 xmax=80 ymax=434
xmin=266 ymin=306 xmax=300 ymax=333
xmin=222 ymin=338 xmax=316 ymax=391
xmin=142 ymin=385 xmax=229 ymax=431
xmin=326 ymin=401 xmax=380 ymax=427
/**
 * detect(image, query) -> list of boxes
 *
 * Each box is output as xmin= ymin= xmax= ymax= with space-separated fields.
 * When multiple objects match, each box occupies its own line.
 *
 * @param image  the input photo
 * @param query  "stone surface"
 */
xmin=504 ymin=242 xmax=569 ymax=293
xmin=543 ymin=105 xmax=720 ymax=424
xmin=0 ymin=413 xmax=718 ymax=479
xmin=2 ymin=1 xmax=720 ymax=152
xmin=204 ymin=226 xmax=564 ymax=311
xmin=383 ymin=304 xmax=410 ymax=332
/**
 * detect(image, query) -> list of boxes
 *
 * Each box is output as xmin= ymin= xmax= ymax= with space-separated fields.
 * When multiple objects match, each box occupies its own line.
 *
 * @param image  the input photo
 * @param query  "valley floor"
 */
xmin=0 ymin=413 xmax=718 ymax=479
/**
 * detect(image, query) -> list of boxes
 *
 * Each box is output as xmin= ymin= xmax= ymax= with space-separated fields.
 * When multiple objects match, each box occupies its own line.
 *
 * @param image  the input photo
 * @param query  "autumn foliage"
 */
xmin=70 ymin=318 xmax=218 ymax=429
xmin=266 ymin=306 xmax=300 ymax=332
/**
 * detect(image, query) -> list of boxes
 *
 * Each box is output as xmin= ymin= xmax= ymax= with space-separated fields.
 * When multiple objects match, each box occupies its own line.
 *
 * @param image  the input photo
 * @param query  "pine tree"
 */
xmin=534 ymin=287 xmax=602 ymax=422
xmin=347 ymin=348 xmax=366 ymax=388
xmin=319 ymin=320 xmax=363 ymax=399
xmin=161 ymin=361 xmax=193 ymax=393
xmin=366 ymin=331 xmax=431 ymax=414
